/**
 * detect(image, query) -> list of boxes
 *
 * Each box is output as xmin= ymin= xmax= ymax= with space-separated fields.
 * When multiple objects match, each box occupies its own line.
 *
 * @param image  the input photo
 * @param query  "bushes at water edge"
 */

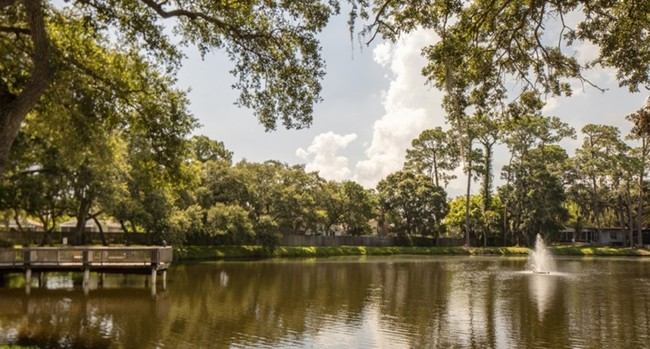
xmin=550 ymin=246 xmax=650 ymax=256
xmin=173 ymin=245 xmax=532 ymax=261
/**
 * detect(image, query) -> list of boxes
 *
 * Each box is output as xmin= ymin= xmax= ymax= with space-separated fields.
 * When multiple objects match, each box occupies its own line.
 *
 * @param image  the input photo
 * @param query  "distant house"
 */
xmin=597 ymin=228 xmax=627 ymax=246
xmin=559 ymin=227 xmax=647 ymax=246
xmin=1 ymin=217 xmax=44 ymax=232
xmin=59 ymin=219 xmax=123 ymax=233
xmin=304 ymin=224 xmax=344 ymax=236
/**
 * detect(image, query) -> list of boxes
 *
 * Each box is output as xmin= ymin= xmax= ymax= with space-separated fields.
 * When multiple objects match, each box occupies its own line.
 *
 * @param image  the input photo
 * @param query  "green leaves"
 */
xmin=1 ymin=0 xmax=343 ymax=176
xmin=404 ymin=127 xmax=460 ymax=188
xmin=377 ymin=170 xmax=448 ymax=237
xmin=356 ymin=0 xmax=649 ymax=122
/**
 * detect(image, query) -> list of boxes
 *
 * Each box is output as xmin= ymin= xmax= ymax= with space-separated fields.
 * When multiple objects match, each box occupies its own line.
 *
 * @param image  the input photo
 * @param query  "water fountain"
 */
xmin=527 ymin=234 xmax=555 ymax=274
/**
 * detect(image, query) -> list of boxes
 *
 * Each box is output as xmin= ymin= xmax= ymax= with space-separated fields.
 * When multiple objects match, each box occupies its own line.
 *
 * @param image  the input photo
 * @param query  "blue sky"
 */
xmin=175 ymin=13 xmax=648 ymax=197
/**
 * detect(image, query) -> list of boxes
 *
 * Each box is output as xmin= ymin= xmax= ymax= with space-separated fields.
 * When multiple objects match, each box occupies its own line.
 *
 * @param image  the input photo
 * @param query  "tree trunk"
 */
xmin=433 ymin=152 xmax=439 ymax=188
xmin=0 ymin=0 xmax=55 ymax=176
xmin=503 ymin=204 xmax=508 ymax=246
xmin=12 ymin=213 xmax=24 ymax=232
xmin=120 ymin=220 xmax=130 ymax=246
xmin=637 ymin=137 xmax=646 ymax=247
xmin=75 ymin=198 xmax=91 ymax=245
xmin=91 ymin=214 xmax=108 ymax=246
xmin=591 ymin=175 xmax=601 ymax=243
xmin=626 ymin=178 xmax=634 ymax=248
xmin=40 ymin=228 xmax=53 ymax=247
xmin=465 ymin=159 xmax=472 ymax=247
xmin=36 ymin=212 xmax=55 ymax=246
xmin=616 ymin=178 xmax=626 ymax=242
xmin=481 ymin=142 xmax=493 ymax=248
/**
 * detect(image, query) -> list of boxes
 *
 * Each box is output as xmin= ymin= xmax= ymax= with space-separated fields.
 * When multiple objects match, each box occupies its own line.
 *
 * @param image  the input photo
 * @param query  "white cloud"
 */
xmin=542 ymin=97 xmax=558 ymax=113
xmin=372 ymin=42 xmax=392 ymax=67
xmin=353 ymin=29 xmax=446 ymax=188
xmin=296 ymin=132 xmax=357 ymax=181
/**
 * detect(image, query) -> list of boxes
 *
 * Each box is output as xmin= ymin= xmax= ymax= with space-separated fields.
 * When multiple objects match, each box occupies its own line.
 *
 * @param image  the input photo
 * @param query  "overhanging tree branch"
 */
xmin=138 ymin=0 xmax=267 ymax=42
xmin=0 ymin=0 xmax=55 ymax=175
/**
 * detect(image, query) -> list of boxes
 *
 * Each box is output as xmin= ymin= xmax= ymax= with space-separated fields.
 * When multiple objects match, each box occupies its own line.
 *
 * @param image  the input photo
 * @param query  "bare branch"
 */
xmin=365 ymin=19 xmax=396 ymax=45
xmin=364 ymin=0 xmax=395 ymax=45
xmin=138 ymin=0 xmax=266 ymax=42
xmin=139 ymin=0 xmax=209 ymax=20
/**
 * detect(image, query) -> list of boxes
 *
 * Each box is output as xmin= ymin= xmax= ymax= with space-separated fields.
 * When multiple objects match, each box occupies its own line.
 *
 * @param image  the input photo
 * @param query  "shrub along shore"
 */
xmin=174 ymin=245 xmax=650 ymax=261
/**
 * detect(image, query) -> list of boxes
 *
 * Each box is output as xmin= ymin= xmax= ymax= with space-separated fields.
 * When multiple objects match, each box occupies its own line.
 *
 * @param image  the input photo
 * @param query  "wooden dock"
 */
xmin=0 ymin=246 xmax=172 ymax=294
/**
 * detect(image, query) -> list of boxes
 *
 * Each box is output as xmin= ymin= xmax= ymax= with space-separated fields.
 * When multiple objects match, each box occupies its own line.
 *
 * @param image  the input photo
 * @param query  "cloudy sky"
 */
xmin=176 ymin=14 xmax=648 ymax=198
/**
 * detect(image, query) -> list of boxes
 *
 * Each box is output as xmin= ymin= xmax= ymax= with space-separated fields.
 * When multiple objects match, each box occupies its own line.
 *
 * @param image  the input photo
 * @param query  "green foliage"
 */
xmin=206 ymin=203 xmax=255 ymax=244
xmin=568 ymin=124 xmax=630 ymax=231
xmin=255 ymin=216 xmax=282 ymax=252
xmin=0 ymin=238 xmax=14 ymax=248
xmin=377 ymin=170 xmax=448 ymax=237
xmin=0 ymin=0 xmax=342 ymax=175
xmin=354 ymin=0 xmax=650 ymax=116
xmin=1 ymin=131 xmax=73 ymax=235
xmin=498 ymin=106 xmax=576 ymax=245
xmin=446 ymin=195 xmax=481 ymax=234
xmin=174 ymin=244 xmax=535 ymax=261
xmin=392 ymin=234 xmax=413 ymax=247
xmin=319 ymin=180 xmax=375 ymax=235
xmin=405 ymin=127 xmax=460 ymax=188
xmin=550 ymin=246 xmax=650 ymax=257
xmin=501 ymin=145 xmax=569 ymax=245
xmin=174 ymin=245 xmax=267 ymax=260
xmin=190 ymin=135 xmax=233 ymax=164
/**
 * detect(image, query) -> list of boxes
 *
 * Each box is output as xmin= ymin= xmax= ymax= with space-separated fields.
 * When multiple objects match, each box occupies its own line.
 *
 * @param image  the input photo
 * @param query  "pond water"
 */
xmin=1 ymin=255 xmax=650 ymax=348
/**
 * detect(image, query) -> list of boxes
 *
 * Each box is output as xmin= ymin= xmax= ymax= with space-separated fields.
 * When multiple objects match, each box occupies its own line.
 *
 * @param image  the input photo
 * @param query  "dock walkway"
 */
xmin=0 ymin=246 xmax=172 ymax=293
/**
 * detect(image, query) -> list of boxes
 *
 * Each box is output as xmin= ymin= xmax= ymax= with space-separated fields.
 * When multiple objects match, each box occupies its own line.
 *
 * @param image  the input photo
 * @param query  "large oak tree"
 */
xmin=354 ymin=1 xmax=649 ymax=102
xmin=0 ymin=0 xmax=342 ymax=175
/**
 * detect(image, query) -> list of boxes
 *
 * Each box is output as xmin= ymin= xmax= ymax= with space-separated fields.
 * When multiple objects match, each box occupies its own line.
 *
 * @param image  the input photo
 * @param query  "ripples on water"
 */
xmin=1 ymin=256 xmax=650 ymax=348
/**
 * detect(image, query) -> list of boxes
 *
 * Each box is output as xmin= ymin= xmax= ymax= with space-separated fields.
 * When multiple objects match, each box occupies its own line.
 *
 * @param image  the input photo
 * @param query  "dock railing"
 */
xmin=0 ymin=246 xmax=173 ymax=271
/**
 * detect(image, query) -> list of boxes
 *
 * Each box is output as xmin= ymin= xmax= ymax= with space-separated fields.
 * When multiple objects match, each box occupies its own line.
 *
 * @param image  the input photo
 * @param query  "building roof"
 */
xmin=2 ymin=218 xmax=44 ymax=229
xmin=59 ymin=219 xmax=122 ymax=230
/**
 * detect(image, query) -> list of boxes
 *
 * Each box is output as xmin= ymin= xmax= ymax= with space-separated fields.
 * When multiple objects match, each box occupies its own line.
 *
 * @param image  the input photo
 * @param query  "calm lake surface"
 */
xmin=1 ymin=255 xmax=650 ymax=348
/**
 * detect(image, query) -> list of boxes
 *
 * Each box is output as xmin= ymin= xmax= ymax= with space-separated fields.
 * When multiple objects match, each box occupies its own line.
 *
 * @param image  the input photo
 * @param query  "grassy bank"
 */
xmin=550 ymin=245 xmax=650 ymax=256
xmin=174 ymin=245 xmax=650 ymax=261
xmin=174 ymin=245 xmax=532 ymax=261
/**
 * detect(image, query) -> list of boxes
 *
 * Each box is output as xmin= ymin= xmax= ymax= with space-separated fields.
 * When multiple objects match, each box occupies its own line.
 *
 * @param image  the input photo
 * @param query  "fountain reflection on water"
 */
xmin=527 ymin=234 xmax=556 ymax=274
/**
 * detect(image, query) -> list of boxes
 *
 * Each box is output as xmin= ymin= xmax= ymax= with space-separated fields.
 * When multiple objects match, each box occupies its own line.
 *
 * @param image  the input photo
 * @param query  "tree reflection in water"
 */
xmin=0 ymin=257 xmax=649 ymax=348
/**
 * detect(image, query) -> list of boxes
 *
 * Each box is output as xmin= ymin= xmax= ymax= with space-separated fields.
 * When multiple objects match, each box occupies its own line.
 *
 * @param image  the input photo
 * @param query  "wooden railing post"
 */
xmin=3 ymin=246 xmax=171 ymax=293
xmin=151 ymin=249 xmax=159 ymax=266
xmin=23 ymin=248 xmax=32 ymax=292
xmin=82 ymin=248 xmax=90 ymax=286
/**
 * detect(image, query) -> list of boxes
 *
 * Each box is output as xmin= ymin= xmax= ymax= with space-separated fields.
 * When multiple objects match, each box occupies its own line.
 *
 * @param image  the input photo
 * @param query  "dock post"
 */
xmin=24 ymin=268 xmax=31 ymax=295
xmin=23 ymin=248 xmax=32 ymax=287
xmin=83 ymin=268 xmax=90 ymax=286
xmin=162 ymin=270 xmax=167 ymax=290
xmin=82 ymin=249 xmax=91 ymax=288
xmin=150 ymin=265 xmax=158 ymax=296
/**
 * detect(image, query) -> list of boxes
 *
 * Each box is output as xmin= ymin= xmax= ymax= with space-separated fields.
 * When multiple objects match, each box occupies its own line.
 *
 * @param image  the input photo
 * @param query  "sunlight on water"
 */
xmin=2 ymin=256 xmax=650 ymax=348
